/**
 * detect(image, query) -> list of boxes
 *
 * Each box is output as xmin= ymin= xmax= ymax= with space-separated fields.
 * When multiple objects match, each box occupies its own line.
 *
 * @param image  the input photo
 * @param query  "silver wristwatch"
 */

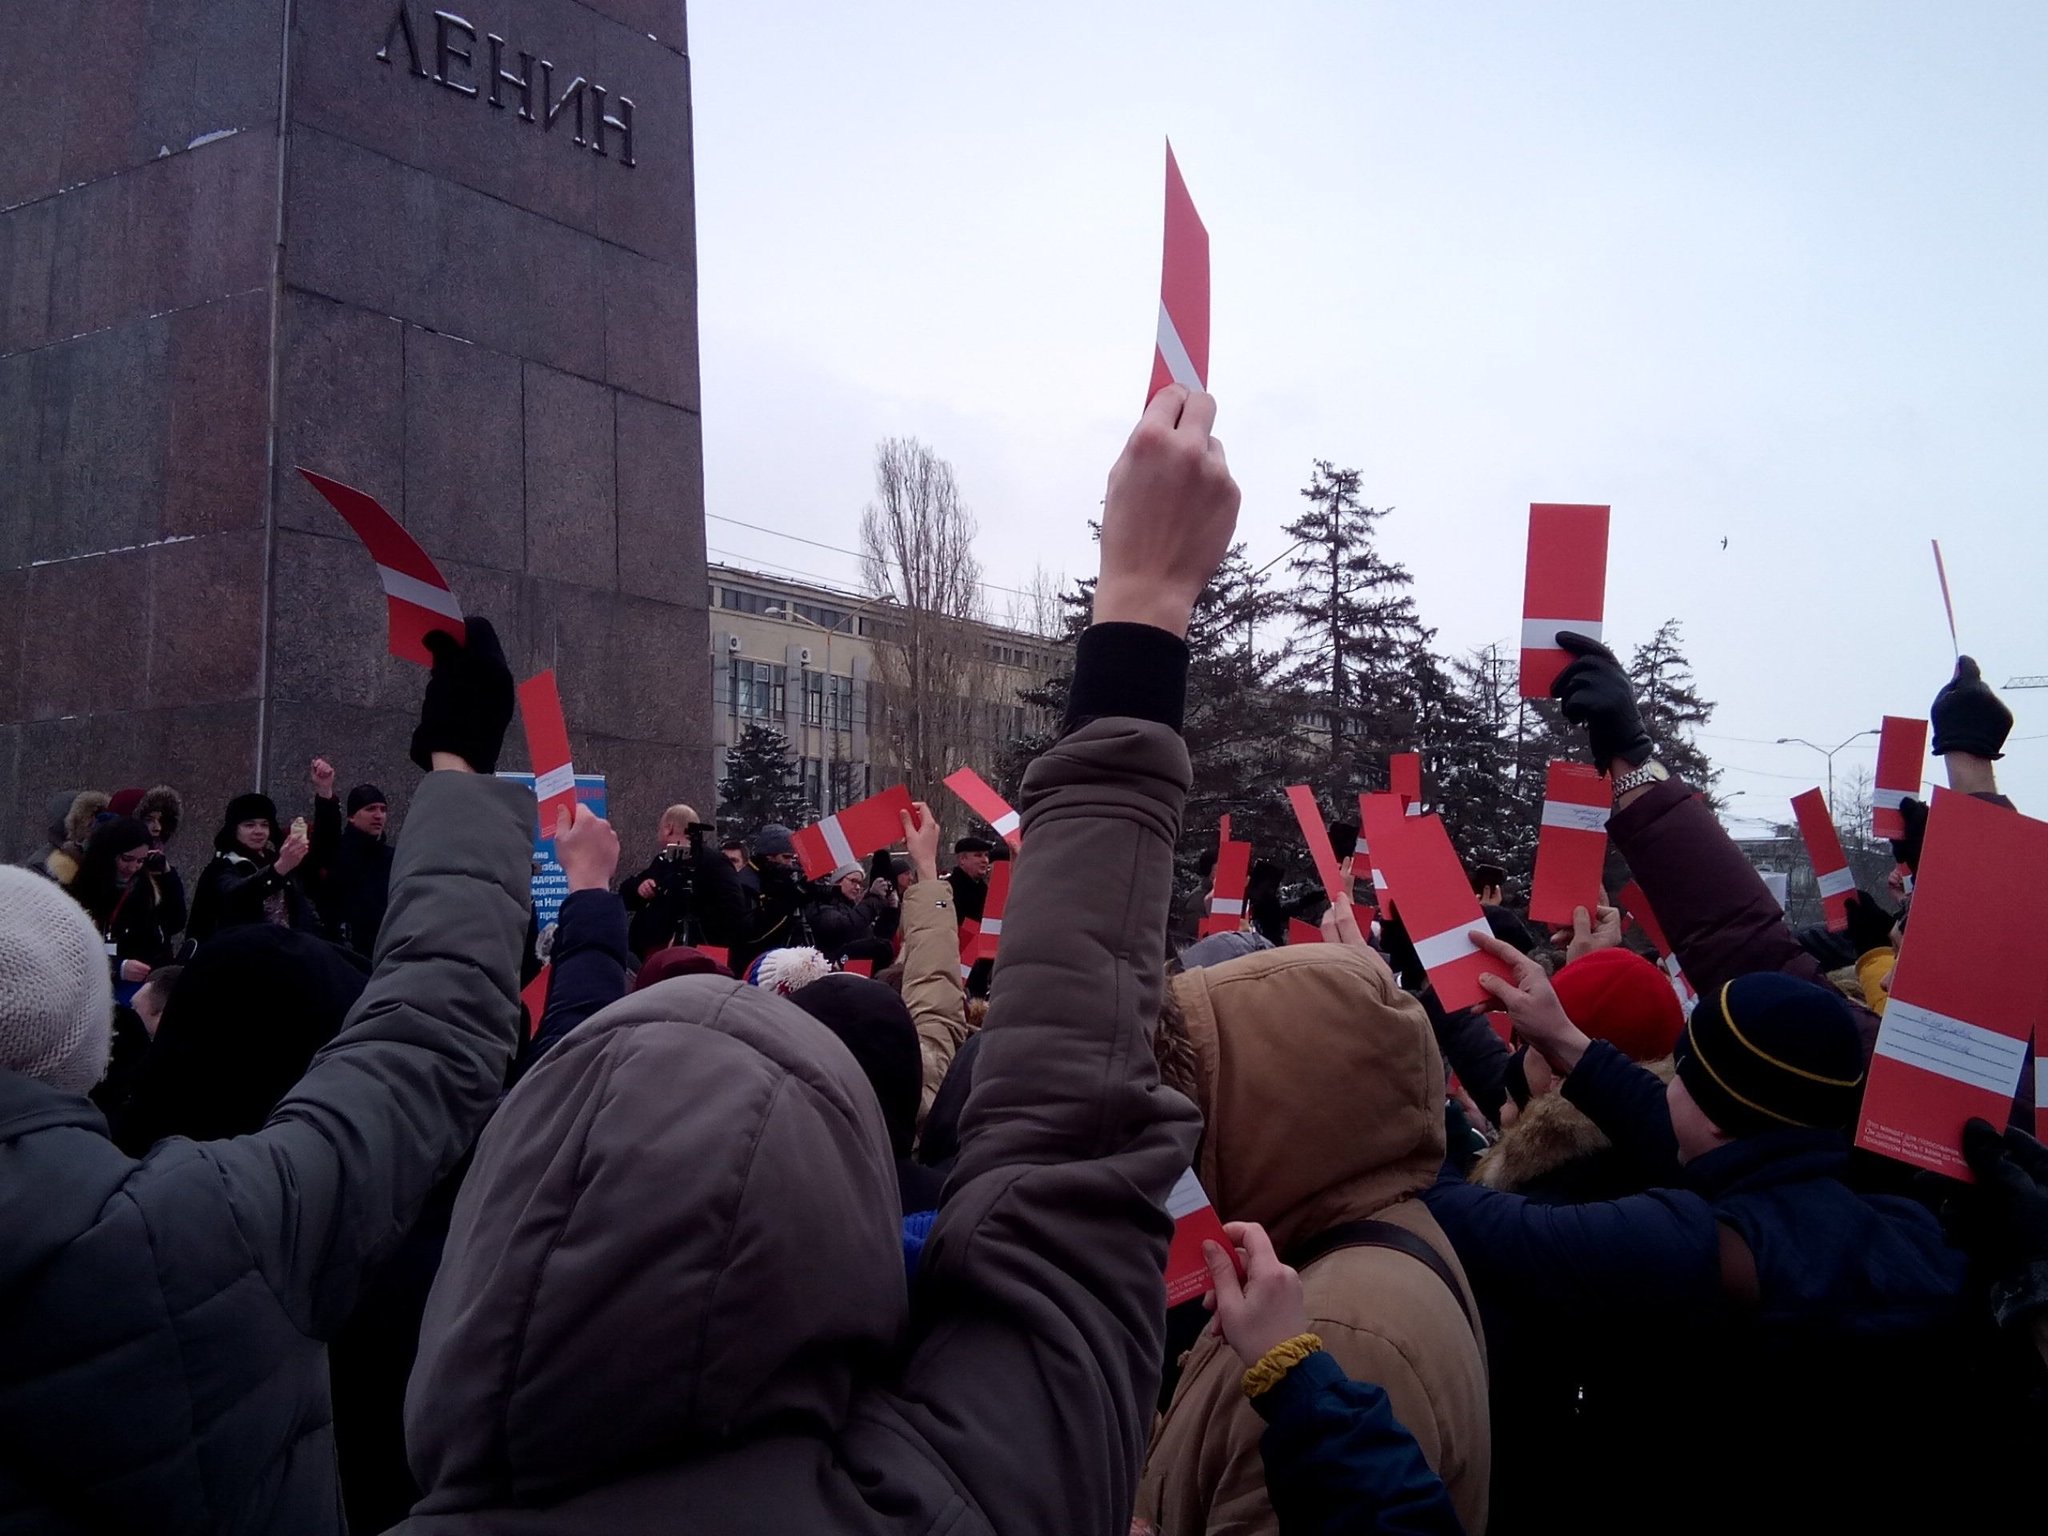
xmin=1612 ymin=758 xmax=1670 ymax=796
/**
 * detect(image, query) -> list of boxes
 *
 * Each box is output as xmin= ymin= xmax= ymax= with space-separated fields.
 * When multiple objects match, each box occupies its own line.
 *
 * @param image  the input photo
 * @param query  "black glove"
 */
xmin=1931 ymin=656 xmax=2013 ymax=759
xmin=1954 ymin=1118 xmax=2048 ymax=1330
xmin=1328 ymin=822 xmax=1359 ymax=863
xmin=409 ymin=616 xmax=515 ymax=774
xmin=1841 ymin=892 xmax=1896 ymax=956
xmin=1550 ymin=632 xmax=1654 ymax=773
xmin=1888 ymin=796 xmax=1928 ymax=875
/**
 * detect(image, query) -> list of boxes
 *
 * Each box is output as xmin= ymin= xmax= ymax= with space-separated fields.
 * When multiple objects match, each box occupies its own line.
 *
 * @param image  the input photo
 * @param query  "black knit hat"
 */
xmin=216 ymin=793 xmax=280 ymax=853
xmin=345 ymin=783 xmax=387 ymax=816
xmin=1675 ymin=974 xmax=1866 ymax=1136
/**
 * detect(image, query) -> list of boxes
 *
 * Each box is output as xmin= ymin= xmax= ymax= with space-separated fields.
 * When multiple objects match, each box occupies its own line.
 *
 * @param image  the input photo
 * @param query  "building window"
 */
xmin=802 ymin=669 xmax=824 ymax=726
xmin=799 ymin=757 xmax=823 ymax=812
xmin=731 ymin=658 xmax=786 ymax=719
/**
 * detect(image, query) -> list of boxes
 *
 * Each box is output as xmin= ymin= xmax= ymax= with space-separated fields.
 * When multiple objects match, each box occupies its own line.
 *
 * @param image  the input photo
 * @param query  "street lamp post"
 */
xmin=768 ymin=604 xmax=859 ymax=814
xmin=1774 ymin=729 xmax=1880 ymax=814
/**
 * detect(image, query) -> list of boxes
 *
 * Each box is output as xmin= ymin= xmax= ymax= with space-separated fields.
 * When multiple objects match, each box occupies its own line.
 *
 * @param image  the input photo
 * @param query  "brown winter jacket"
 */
xmin=897 ymin=873 xmax=970 ymax=1124
xmin=1138 ymin=946 xmax=1491 ymax=1536
xmin=395 ymin=717 xmax=1202 ymax=1535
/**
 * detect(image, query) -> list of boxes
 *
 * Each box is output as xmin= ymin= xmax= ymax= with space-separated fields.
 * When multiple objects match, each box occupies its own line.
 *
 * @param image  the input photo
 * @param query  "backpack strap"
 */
xmin=1285 ymin=1218 xmax=1480 ymax=1344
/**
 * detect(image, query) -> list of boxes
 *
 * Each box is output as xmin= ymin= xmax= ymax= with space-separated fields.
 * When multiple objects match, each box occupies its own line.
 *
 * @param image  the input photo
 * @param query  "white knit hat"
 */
xmin=0 ymin=867 xmax=114 ymax=1096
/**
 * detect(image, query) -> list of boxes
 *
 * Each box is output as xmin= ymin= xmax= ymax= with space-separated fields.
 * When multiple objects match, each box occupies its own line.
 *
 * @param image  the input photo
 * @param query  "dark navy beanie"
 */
xmin=1675 ymin=973 xmax=1866 ymax=1135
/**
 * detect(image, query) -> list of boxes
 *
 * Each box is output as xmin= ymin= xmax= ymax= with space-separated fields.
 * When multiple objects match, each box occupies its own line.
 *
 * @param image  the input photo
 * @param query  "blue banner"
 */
xmin=495 ymin=772 xmax=609 ymax=929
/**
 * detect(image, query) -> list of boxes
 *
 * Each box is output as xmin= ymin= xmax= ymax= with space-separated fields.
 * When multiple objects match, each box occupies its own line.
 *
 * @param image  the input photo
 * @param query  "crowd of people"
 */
xmin=4 ymin=383 xmax=2046 ymax=1534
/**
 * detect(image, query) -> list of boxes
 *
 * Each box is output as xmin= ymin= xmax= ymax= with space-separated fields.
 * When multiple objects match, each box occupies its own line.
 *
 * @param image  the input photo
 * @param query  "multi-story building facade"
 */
xmin=707 ymin=562 xmax=1059 ymax=817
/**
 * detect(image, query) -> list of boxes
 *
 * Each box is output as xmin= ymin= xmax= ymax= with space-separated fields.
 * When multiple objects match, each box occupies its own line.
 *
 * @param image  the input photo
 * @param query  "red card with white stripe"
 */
xmin=1285 ymin=785 xmax=1352 ymax=910
xmin=1389 ymin=753 xmax=1423 ymax=814
xmin=1357 ymin=794 xmax=1395 ymax=905
xmin=1365 ymin=809 xmax=1491 ymax=1012
xmin=299 ymin=468 xmax=465 ymax=664
xmin=1857 ymin=790 xmax=2048 ymax=1177
xmin=517 ymin=670 xmax=577 ymax=830
xmin=1148 ymin=141 xmax=1210 ymax=403
xmin=1791 ymin=789 xmax=1853 ymax=932
xmin=1163 ymin=1167 xmax=1233 ymax=1305
xmin=1618 ymin=880 xmax=1699 ymax=1011
xmin=791 ymin=784 xmax=917 ymax=881
xmin=1520 ymin=503 xmax=1610 ymax=698
xmin=957 ymin=918 xmax=981 ymax=981
xmin=1873 ymin=716 xmax=1928 ymax=842
xmin=975 ymin=860 xmax=1014 ymax=962
xmin=943 ymin=767 xmax=1021 ymax=851
xmin=1200 ymin=838 xmax=1252 ymax=938
xmin=520 ymin=963 xmax=551 ymax=1038
xmin=1528 ymin=762 xmax=1610 ymax=928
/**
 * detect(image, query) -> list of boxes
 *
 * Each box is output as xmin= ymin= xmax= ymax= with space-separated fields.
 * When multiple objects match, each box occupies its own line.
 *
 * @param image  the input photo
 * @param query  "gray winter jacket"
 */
xmin=0 ymin=771 xmax=533 ymax=1535
xmin=396 ymin=716 xmax=1203 ymax=1534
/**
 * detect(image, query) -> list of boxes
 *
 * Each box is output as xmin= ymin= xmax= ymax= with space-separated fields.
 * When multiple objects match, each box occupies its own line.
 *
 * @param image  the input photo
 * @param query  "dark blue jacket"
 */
xmin=1255 ymin=1349 xmax=1464 ymax=1536
xmin=511 ymin=890 xmax=633 ymax=1086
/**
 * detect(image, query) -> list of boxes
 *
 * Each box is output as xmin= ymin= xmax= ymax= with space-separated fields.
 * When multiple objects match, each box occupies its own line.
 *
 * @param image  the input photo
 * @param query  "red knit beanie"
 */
xmin=1552 ymin=947 xmax=1684 ymax=1062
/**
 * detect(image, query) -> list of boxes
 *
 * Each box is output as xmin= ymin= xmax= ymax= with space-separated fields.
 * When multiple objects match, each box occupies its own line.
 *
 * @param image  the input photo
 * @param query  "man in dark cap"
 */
xmin=308 ymin=756 xmax=396 ymax=958
xmin=947 ymin=835 xmax=994 ymax=923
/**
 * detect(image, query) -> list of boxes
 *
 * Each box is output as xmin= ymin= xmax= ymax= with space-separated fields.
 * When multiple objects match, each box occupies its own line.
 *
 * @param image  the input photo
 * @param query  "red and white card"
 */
xmin=1520 ymin=503 xmax=1610 ymax=699
xmin=943 ymin=767 xmax=1022 ymax=851
xmin=791 ymin=784 xmax=917 ymax=881
xmin=1163 ymin=1167 xmax=1233 ymax=1305
xmin=1528 ymin=762 xmax=1610 ymax=928
xmin=1285 ymin=785 xmax=1353 ymax=910
xmin=299 ymin=468 xmax=465 ymax=664
xmin=1857 ymin=791 xmax=2048 ymax=1177
xmin=1201 ymin=837 xmax=1252 ymax=938
xmin=1791 ymin=789 xmax=1854 ymax=932
xmin=975 ymin=860 xmax=1014 ymax=962
xmin=957 ymin=918 xmax=981 ymax=982
xmin=1389 ymin=753 xmax=1423 ymax=815
xmin=1618 ymin=880 xmax=1698 ymax=1012
xmin=517 ymin=670 xmax=578 ymax=831
xmin=1149 ymin=141 xmax=1210 ymax=403
xmin=1365 ymin=809 xmax=1492 ymax=1012
xmin=1357 ymin=794 xmax=1396 ymax=905
xmin=1873 ymin=716 xmax=1928 ymax=842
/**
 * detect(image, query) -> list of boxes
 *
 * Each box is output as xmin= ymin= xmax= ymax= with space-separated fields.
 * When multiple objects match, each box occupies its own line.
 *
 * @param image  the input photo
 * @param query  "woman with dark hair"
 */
xmin=186 ymin=792 xmax=320 ymax=942
xmin=71 ymin=816 xmax=178 ymax=996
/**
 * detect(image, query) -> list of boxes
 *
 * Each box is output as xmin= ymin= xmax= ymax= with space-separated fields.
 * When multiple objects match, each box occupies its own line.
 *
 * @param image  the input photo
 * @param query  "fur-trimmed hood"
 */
xmin=62 ymin=791 xmax=108 ymax=849
xmin=1472 ymin=1056 xmax=1675 ymax=1198
xmin=140 ymin=785 xmax=183 ymax=843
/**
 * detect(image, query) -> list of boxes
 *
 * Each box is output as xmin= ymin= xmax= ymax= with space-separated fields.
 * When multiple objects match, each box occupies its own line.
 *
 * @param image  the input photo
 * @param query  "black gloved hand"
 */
xmin=1888 ymin=796 xmax=1929 ymax=874
xmin=1328 ymin=822 xmax=1359 ymax=863
xmin=409 ymin=616 xmax=515 ymax=774
xmin=1550 ymin=632 xmax=1654 ymax=774
xmin=1953 ymin=1118 xmax=2048 ymax=1329
xmin=1377 ymin=905 xmax=1428 ymax=992
xmin=1931 ymin=656 xmax=2013 ymax=759
xmin=1841 ymin=892 xmax=1896 ymax=956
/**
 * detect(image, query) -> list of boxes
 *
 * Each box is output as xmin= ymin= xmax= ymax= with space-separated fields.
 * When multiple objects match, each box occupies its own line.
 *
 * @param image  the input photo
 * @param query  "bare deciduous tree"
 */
xmin=859 ymin=438 xmax=993 ymax=803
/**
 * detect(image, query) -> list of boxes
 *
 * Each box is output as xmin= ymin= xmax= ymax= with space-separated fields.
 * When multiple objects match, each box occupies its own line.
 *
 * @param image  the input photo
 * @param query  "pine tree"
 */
xmin=717 ymin=723 xmax=810 ymax=830
xmin=1278 ymin=461 xmax=1427 ymax=797
xmin=1629 ymin=620 xmax=1718 ymax=795
xmin=1431 ymin=643 xmax=1527 ymax=884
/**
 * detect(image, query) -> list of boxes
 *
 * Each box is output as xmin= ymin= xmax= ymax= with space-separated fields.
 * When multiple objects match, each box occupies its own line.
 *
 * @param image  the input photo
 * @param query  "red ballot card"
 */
xmin=1618 ymin=881 xmax=1699 ymax=1012
xmin=943 ymin=767 xmax=1022 ymax=850
xmin=517 ymin=671 xmax=577 ymax=831
xmin=791 ymin=784 xmax=918 ymax=881
xmin=1529 ymin=762 xmax=1611 ymax=928
xmin=1287 ymin=917 xmax=1324 ymax=946
xmin=1389 ymin=753 xmax=1423 ymax=813
xmin=1873 ymin=717 xmax=1928 ymax=842
xmin=299 ymin=468 xmax=465 ymax=664
xmin=1149 ymin=142 xmax=1210 ymax=402
xmin=957 ymin=918 xmax=981 ymax=982
xmin=1520 ymin=503 xmax=1611 ymax=699
xmin=1201 ymin=838 xmax=1252 ymax=938
xmin=1791 ymin=789 xmax=1854 ymax=932
xmin=520 ymin=964 xmax=551 ymax=1038
xmin=976 ymin=861 xmax=1014 ymax=962
xmin=1357 ymin=794 xmax=1395 ymax=905
xmin=1857 ymin=791 xmax=2048 ymax=1176
xmin=841 ymin=958 xmax=874 ymax=978
xmin=1218 ymin=813 xmax=1232 ymax=845
xmin=1163 ymin=1168 xmax=1233 ymax=1305
xmin=1285 ymin=785 xmax=1352 ymax=910
xmin=1369 ymin=812 xmax=1492 ymax=1012
xmin=698 ymin=945 xmax=730 ymax=974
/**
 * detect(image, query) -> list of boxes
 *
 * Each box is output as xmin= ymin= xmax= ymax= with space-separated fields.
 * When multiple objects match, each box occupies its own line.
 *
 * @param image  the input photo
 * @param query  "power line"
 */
xmin=706 ymin=513 xmax=1042 ymax=602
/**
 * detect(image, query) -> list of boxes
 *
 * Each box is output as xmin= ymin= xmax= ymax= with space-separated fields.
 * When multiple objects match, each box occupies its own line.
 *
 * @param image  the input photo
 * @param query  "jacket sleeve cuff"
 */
xmin=1250 ymin=1347 xmax=1352 ymax=1425
xmin=1062 ymin=622 xmax=1189 ymax=734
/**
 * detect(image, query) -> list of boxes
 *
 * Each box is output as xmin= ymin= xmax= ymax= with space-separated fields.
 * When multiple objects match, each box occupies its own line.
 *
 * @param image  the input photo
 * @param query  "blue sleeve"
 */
xmin=1255 ymin=1350 xmax=1465 ymax=1536
xmin=1559 ymin=1039 xmax=1685 ymax=1186
xmin=512 ymin=890 xmax=631 ymax=1084
xmin=1424 ymin=1175 xmax=1720 ymax=1335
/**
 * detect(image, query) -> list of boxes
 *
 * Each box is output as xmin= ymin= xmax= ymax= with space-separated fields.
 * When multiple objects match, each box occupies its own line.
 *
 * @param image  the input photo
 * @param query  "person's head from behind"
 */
xmin=0 ymin=867 xmax=115 ymax=1098
xmin=658 ymin=803 xmax=699 ymax=847
xmin=1470 ymin=862 xmax=1507 ymax=908
xmin=952 ymin=837 xmax=993 ymax=879
xmin=1550 ymin=947 xmax=1684 ymax=1068
xmin=346 ymin=783 xmax=389 ymax=839
xmin=131 ymin=964 xmax=182 ymax=1037
xmin=111 ymin=925 xmax=369 ymax=1155
xmin=218 ymin=793 xmax=279 ymax=857
xmin=404 ymin=976 xmax=905 ymax=1498
xmin=1666 ymin=974 xmax=1865 ymax=1163
xmin=789 ymin=975 xmax=922 ymax=1164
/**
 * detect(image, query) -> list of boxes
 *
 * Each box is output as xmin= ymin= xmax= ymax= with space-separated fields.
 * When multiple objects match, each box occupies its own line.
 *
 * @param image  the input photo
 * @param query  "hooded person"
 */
xmin=32 ymin=789 xmax=108 ymax=886
xmin=70 ymin=816 xmax=178 ymax=999
xmin=790 ymin=973 xmax=946 ymax=1217
xmin=133 ymin=784 xmax=190 ymax=938
xmin=0 ymin=615 xmax=534 ymax=1536
xmin=1137 ymin=944 xmax=1491 ymax=1536
xmin=307 ymin=778 xmax=397 ymax=958
xmin=186 ymin=791 xmax=321 ymax=942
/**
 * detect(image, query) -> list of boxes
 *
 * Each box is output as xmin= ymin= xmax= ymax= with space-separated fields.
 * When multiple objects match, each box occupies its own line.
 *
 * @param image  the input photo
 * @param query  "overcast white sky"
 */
xmin=688 ymin=2 xmax=2048 ymax=825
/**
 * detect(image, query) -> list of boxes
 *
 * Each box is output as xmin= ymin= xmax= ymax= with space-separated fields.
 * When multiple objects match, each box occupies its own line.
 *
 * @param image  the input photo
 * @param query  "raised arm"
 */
xmin=881 ymin=383 xmax=1239 ymax=1534
xmin=895 ymin=800 xmax=968 ymax=1122
xmin=512 ymin=805 xmax=626 ymax=1084
xmin=205 ymin=619 xmax=526 ymax=1337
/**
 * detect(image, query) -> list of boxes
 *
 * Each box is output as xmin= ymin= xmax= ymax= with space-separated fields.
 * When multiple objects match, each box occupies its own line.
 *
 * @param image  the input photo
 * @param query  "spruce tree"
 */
xmin=1629 ymin=620 xmax=1718 ymax=795
xmin=717 ymin=723 xmax=810 ymax=830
